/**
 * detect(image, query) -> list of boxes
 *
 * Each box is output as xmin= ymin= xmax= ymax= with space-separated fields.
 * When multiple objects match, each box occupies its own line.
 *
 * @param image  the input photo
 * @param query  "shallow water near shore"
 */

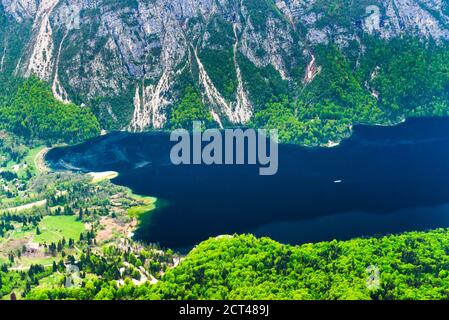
xmin=47 ymin=117 xmax=449 ymax=250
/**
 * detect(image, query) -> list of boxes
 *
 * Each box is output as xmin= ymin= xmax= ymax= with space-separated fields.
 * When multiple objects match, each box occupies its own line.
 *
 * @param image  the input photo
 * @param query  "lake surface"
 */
xmin=46 ymin=117 xmax=449 ymax=250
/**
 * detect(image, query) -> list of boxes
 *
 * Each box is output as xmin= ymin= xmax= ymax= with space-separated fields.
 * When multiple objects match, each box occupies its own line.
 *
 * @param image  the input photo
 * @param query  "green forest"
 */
xmin=166 ymin=37 xmax=449 ymax=146
xmin=249 ymin=38 xmax=449 ymax=145
xmin=22 ymin=230 xmax=449 ymax=300
xmin=1 ymin=37 xmax=448 ymax=148
xmin=0 ymin=76 xmax=100 ymax=145
xmin=169 ymin=86 xmax=215 ymax=130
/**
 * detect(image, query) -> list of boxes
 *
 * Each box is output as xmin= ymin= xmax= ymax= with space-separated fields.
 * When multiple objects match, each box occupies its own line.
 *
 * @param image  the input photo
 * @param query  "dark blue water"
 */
xmin=46 ymin=117 xmax=449 ymax=250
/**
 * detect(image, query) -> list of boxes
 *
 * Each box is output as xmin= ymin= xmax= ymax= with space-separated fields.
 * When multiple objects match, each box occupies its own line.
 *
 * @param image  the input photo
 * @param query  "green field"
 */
xmin=34 ymin=216 xmax=85 ymax=244
xmin=24 ymin=146 xmax=46 ymax=175
xmin=9 ymin=227 xmax=34 ymax=240
xmin=4 ymin=146 xmax=44 ymax=177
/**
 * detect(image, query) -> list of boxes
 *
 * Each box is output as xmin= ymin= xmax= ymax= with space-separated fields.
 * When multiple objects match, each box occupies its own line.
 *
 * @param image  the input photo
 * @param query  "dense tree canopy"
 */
xmin=169 ymin=86 xmax=215 ymax=130
xmin=251 ymin=38 xmax=449 ymax=145
xmin=0 ymin=76 xmax=100 ymax=144
xmin=26 ymin=230 xmax=449 ymax=300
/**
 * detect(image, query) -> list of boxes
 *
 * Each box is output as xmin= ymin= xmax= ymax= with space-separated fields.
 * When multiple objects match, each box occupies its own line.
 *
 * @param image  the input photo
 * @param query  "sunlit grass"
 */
xmin=34 ymin=216 xmax=85 ymax=244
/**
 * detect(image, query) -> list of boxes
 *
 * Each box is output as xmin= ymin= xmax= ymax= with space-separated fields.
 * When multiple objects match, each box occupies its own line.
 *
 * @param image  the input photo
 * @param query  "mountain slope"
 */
xmin=1 ymin=0 xmax=449 ymax=142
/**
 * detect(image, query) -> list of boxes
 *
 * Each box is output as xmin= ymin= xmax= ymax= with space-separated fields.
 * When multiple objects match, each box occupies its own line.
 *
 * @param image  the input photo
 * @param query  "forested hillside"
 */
xmin=25 ymin=230 xmax=449 ymax=300
xmin=0 ymin=76 xmax=100 ymax=144
xmin=1 ymin=0 xmax=449 ymax=145
xmin=251 ymin=38 xmax=449 ymax=145
xmin=2 ymin=37 xmax=449 ymax=147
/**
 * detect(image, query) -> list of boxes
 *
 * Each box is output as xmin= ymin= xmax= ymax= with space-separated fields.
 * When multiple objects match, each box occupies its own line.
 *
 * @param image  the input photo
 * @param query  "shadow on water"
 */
xmin=46 ymin=118 xmax=449 ymax=250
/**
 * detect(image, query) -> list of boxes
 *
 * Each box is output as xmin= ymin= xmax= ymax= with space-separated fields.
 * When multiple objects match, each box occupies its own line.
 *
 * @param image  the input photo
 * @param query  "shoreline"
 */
xmin=86 ymin=116 xmax=432 ymax=152
xmin=127 ymin=194 xmax=158 ymax=218
xmin=296 ymin=117 xmax=414 ymax=149
xmin=88 ymin=171 xmax=119 ymax=183
xmin=34 ymin=147 xmax=51 ymax=174
xmin=85 ymin=171 xmax=158 ymax=235
xmin=39 ymin=149 xmax=159 ymax=235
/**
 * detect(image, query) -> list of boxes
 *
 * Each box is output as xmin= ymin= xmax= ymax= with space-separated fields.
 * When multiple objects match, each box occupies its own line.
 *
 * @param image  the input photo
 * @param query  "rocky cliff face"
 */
xmin=1 ymin=0 xmax=449 ymax=130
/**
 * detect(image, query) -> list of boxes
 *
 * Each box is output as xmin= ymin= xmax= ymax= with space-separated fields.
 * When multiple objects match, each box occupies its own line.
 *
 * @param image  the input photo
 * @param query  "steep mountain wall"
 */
xmin=1 ymin=0 xmax=449 ymax=130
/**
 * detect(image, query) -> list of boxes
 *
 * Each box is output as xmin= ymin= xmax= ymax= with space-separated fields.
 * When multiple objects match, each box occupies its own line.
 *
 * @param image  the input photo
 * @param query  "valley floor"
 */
xmin=0 ymin=140 xmax=175 ymax=299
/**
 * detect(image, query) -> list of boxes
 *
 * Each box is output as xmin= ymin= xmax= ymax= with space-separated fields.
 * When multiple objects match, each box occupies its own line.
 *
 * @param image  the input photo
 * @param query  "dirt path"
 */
xmin=2 ymin=200 xmax=47 ymax=213
xmin=10 ymin=263 xmax=53 ymax=272
xmin=34 ymin=147 xmax=50 ymax=174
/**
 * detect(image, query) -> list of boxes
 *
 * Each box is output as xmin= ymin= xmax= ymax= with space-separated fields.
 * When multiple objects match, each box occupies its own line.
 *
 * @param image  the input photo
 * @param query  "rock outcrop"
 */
xmin=1 ymin=0 xmax=448 ymax=129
